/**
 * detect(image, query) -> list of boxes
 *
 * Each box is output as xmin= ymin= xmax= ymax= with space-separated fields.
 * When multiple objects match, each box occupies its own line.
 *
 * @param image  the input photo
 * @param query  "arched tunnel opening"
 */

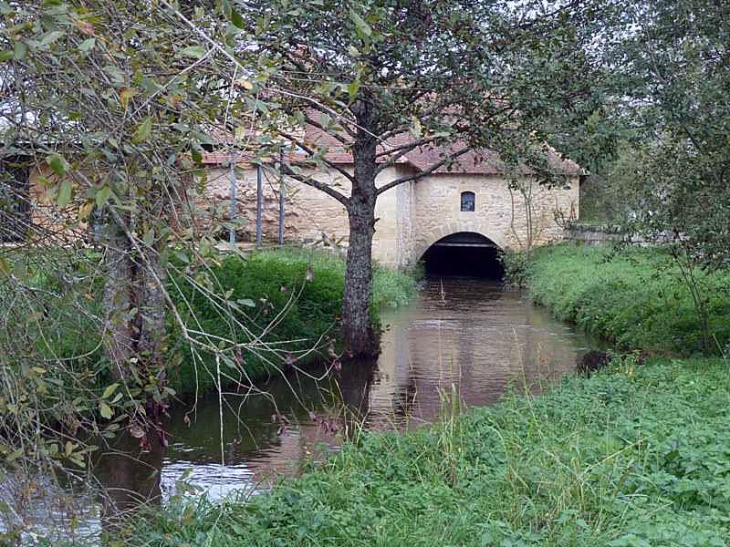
xmin=421 ymin=232 xmax=504 ymax=280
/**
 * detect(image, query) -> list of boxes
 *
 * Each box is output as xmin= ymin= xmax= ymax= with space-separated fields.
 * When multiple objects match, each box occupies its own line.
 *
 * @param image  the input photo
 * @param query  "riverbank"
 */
xmin=525 ymin=244 xmax=730 ymax=355
xmin=167 ymin=248 xmax=416 ymax=392
xmin=1 ymin=246 xmax=416 ymax=394
xmin=126 ymin=245 xmax=730 ymax=546
xmin=134 ymin=356 xmax=730 ymax=546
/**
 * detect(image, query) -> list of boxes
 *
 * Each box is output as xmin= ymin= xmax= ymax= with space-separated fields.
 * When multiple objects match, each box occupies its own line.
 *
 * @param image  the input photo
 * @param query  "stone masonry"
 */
xmin=201 ymin=160 xmax=580 ymax=269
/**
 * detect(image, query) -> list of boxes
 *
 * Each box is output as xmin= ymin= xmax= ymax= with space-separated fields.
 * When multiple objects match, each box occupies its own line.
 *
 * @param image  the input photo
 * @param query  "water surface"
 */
xmin=4 ymin=279 xmax=594 ymax=539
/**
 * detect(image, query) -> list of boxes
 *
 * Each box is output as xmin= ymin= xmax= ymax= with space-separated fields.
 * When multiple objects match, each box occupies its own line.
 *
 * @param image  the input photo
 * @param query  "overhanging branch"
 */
xmin=376 ymin=146 xmax=472 ymax=196
xmin=279 ymin=162 xmax=350 ymax=207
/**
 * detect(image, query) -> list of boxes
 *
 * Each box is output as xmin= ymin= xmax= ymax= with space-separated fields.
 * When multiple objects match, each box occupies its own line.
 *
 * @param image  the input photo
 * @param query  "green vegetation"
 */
xmin=1 ymin=246 xmax=416 ymax=396
xmin=168 ymin=248 xmax=416 ymax=392
xmin=126 ymin=243 xmax=730 ymax=546
xmin=526 ymin=245 xmax=730 ymax=355
xmin=133 ymin=356 xmax=730 ymax=546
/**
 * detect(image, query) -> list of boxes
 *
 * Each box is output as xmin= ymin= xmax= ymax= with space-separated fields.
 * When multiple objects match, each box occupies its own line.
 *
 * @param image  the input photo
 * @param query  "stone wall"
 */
xmin=192 ymin=164 xmax=580 ymax=269
xmin=408 ymin=174 xmax=579 ymax=268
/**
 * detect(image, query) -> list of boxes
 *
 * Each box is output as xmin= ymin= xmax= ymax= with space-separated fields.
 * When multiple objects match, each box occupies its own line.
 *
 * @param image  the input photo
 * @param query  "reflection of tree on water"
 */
xmin=92 ymin=433 xmax=163 ymax=533
xmin=335 ymin=359 xmax=376 ymax=435
xmin=38 ymin=278 xmax=594 ymax=539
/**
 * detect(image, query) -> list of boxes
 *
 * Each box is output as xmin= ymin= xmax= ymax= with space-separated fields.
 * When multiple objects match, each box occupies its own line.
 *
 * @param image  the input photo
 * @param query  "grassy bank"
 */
xmin=525 ymin=245 xmax=730 ymax=355
xmin=125 ymin=243 xmax=730 ymax=546
xmin=135 ymin=357 xmax=730 ymax=546
xmin=168 ymin=248 xmax=416 ymax=391
xmin=0 ymin=246 xmax=416 ymax=395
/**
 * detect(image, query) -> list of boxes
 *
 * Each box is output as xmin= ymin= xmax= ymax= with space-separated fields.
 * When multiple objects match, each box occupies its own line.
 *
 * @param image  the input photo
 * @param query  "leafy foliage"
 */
xmin=585 ymin=0 xmax=730 ymax=268
xmin=131 ymin=357 xmax=730 ymax=546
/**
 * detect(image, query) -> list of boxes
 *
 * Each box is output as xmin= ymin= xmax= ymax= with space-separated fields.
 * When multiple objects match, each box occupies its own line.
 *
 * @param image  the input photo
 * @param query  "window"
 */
xmin=460 ymin=191 xmax=475 ymax=212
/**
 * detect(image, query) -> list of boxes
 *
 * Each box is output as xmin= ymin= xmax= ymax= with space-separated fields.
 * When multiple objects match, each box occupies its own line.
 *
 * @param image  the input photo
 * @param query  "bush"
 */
xmin=499 ymin=248 xmax=529 ymax=288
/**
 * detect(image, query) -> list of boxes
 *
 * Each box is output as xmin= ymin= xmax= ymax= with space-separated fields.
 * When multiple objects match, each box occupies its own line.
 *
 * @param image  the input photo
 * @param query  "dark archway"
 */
xmin=421 ymin=232 xmax=504 ymax=279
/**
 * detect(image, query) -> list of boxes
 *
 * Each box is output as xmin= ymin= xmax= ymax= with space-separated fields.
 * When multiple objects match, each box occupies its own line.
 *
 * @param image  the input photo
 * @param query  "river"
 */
xmin=4 ymin=278 xmax=594 ymax=541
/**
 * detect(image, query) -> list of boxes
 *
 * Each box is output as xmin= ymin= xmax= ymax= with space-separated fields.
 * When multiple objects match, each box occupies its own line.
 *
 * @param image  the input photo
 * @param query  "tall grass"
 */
xmin=526 ymin=244 xmax=730 ymax=355
xmin=131 ymin=357 xmax=730 ymax=546
xmin=167 ymin=248 xmax=416 ymax=393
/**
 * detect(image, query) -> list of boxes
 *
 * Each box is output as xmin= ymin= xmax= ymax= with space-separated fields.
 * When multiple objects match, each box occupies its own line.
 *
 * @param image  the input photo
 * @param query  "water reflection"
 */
xmin=3 ymin=280 xmax=594 ymax=539
xmin=370 ymin=280 xmax=586 ymax=426
xmin=96 ymin=280 xmax=592 ymax=504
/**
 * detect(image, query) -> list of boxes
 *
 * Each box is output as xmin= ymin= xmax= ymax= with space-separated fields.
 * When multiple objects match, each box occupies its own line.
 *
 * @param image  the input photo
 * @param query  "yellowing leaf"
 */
xmin=237 ymin=78 xmax=254 ymax=91
xmin=78 ymin=201 xmax=94 ymax=220
xmin=119 ymin=87 xmax=138 ymax=110
xmin=99 ymin=402 xmax=113 ymax=420
xmin=133 ymin=116 xmax=152 ymax=143
xmin=101 ymin=383 xmax=119 ymax=400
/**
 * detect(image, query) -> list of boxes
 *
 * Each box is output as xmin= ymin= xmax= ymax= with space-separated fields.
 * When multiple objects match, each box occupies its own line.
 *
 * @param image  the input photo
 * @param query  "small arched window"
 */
xmin=460 ymin=191 xmax=475 ymax=212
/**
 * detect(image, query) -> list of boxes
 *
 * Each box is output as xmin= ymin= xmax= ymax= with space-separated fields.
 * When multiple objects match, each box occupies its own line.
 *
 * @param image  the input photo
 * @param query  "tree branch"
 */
xmin=376 ymin=146 xmax=472 ymax=195
xmin=278 ymin=129 xmax=356 ymax=185
xmin=279 ymin=162 xmax=350 ymax=207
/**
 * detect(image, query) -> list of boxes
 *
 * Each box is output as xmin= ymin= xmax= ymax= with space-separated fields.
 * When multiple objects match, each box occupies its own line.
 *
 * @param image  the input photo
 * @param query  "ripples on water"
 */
xmin=2 ymin=279 xmax=595 ymax=540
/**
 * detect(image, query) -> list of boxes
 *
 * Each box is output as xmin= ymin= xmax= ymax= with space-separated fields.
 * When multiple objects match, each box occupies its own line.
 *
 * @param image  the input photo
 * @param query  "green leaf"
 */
xmin=57 ymin=179 xmax=72 ymax=207
xmin=99 ymin=402 xmax=113 ymax=420
xmin=348 ymin=79 xmax=361 ymax=101
xmin=47 ymin=153 xmax=69 ymax=175
xmin=6 ymin=448 xmax=23 ymax=463
xmin=230 ymin=8 xmax=245 ymax=29
xmin=13 ymin=42 xmax=27 ymax=60
xmin=349 ymin=10 xmax=372 ymax=38
xmin=102 ymin=383 xmax=119 ymax=400
xmin=0 ymin=50 xmax=13 ymax=62
xmin=238 ymin=298 xmax=256 ymax=307
xmin=179 ymin=45 xmax=206 ymax=59
xmin=133 ymin=116 xmax=152 ymax=143
xmin=39 ymin=30 xmax=65 ymax=48
xmin=78 ymin=38 xmax=95 ymax=53
xmin=0 ymin=2 xmax=12 ymax=15
xmin=143 ymin=228 xmax=155 ymax=247
xmin=0 ymin=257 xmax=9 ymax=277
xmin=95 ymin=185 xmax=113 ymax=207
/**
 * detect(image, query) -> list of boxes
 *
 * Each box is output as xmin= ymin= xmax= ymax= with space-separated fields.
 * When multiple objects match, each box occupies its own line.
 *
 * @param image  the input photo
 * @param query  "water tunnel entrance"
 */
xmin=421 ymin=232 xmax=504 ymax=279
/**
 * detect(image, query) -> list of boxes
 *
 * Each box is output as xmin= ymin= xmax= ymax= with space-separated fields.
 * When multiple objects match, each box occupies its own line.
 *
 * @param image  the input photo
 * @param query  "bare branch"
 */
xmin=278 ymin=130 xmax=356 ymax=185
xmin=279 ymin=162 xmax=350 ymax=207
xmin=376 ymin=146 xmax=472 ymax=196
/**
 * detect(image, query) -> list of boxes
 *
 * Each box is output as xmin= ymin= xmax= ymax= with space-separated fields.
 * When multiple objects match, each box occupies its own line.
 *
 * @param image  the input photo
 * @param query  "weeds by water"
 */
xmin=130 ymin=357 xmax=730 ymax=546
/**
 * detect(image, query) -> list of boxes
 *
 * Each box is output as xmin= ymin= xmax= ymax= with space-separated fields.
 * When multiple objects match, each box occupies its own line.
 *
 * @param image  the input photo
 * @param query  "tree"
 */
xmin=602 ymin=0 xmax=730 ymax=268
xmin=238 ymin=0 xmax=610 ymax=356
xmin=0 ymin=1 xmax=282 ymax=514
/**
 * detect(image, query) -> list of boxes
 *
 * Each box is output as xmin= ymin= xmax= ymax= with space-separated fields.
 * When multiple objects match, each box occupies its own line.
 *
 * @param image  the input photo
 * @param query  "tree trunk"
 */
xmin=137 ymin=243 xmax=167 ymax=368
xmin=342 ymin=101 xmax=378 ymax=357
xmin=102 ymin=211 xmax=167 ymax=380
xmin=343 ymin=198 xmax=376 ymax=356
xmin=102 ymin=216 xmax=134 ymax=381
